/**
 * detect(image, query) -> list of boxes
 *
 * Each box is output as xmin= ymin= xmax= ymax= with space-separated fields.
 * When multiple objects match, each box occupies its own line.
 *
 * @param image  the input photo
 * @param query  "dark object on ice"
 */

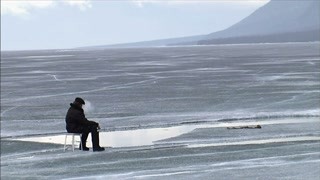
xmin=66 ymin=97 xmax=104 ymax=151
xmin=227 ymin=125 xmax=262 ymax=129
xmin=93 ymin=147 xmax=105 ymax=152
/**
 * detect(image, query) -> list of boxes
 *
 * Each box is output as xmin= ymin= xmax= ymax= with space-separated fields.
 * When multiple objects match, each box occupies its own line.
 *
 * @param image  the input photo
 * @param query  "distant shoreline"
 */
xmin=2 ymin=41 xmax=320 ymax=52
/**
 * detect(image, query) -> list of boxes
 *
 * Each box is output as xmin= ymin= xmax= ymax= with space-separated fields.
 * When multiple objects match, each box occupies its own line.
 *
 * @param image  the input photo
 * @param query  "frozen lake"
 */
xmin=1 ymin=42 xmax=320 ymax=179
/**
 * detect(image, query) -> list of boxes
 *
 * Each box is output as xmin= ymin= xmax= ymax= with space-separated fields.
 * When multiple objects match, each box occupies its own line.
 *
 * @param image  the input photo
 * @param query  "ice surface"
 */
xmin=2 ymin=120 xmax=320 ymax=179
xmin=1 ymin=43 xmax=320 ymax=179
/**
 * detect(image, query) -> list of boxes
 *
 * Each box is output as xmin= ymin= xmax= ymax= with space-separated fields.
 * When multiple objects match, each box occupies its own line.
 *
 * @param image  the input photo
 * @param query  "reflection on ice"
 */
xmin=12 ymin=118 xmax=319 ymax=148
xmin=13 ymin=126 xmax=195 ymax=148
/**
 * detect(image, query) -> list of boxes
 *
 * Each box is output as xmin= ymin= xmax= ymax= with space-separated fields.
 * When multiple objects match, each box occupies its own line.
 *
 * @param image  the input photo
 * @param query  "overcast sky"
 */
xmin=1 ymin=0 xmax=269 ymax=51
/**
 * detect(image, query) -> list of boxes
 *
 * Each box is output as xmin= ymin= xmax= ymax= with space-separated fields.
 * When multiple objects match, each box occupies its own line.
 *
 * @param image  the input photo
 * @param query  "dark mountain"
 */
xmin=198 ymin=0 xmax=320 ymax=45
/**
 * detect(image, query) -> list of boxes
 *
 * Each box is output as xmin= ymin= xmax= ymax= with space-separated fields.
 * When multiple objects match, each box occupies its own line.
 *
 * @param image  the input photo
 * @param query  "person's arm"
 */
xmin=88 ymin=120 xmax=99 ymax=126
xmin=74 ymin=111 xmax=98 ymax=126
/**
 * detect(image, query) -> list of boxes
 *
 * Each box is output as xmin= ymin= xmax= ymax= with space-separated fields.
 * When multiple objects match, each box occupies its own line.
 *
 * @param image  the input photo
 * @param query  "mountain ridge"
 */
xmin=81 ymin=0 xmax=319 ymax=49
xmin=201 ymin=0 xmax=319 ymax=43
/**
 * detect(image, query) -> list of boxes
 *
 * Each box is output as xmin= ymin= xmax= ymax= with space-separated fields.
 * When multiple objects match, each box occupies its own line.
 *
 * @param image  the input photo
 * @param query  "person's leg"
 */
xmin=80 ymin=127 xmax=90 ymax=151
xmin=88 ymin=125 xmax=104 ymax=151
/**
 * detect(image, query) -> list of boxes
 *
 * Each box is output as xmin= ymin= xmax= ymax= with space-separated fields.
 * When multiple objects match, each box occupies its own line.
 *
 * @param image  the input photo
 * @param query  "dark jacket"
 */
xmin=65 ymin=103 xmax=98 ymax=133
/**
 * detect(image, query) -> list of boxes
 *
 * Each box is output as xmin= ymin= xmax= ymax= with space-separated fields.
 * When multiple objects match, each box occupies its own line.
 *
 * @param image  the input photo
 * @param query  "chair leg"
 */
xmin=64 ymin=134 xmax=82 ymax=152
xmin=72 ymin=134 xmax=75 ymax=152
xmin=79 ymin=134 xmax=82 ymax=150
xmin=64 ymin=135 xmax=67 ymax=152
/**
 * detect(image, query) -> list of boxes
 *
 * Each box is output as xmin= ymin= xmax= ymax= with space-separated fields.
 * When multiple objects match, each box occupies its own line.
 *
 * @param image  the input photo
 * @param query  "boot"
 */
xmin=79 ymin=143 xmax=89 ymax=151
xmin=93 ymin=147 xmax=105 ymax=152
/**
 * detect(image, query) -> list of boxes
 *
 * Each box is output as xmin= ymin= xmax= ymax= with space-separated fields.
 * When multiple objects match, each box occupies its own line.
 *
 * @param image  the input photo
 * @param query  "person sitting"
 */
xmin=65 ymin=97 xmax=105 ymax=152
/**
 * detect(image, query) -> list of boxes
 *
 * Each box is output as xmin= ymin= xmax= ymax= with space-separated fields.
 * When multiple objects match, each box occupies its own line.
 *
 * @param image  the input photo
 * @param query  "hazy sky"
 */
xmin=1 ymin=0 xmax=269 ymax=51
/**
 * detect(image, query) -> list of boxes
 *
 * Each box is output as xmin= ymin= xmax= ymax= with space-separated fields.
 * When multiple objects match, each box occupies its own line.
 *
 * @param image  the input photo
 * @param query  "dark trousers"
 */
xmin=81 ymin=125 xmax=100 ymax=149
